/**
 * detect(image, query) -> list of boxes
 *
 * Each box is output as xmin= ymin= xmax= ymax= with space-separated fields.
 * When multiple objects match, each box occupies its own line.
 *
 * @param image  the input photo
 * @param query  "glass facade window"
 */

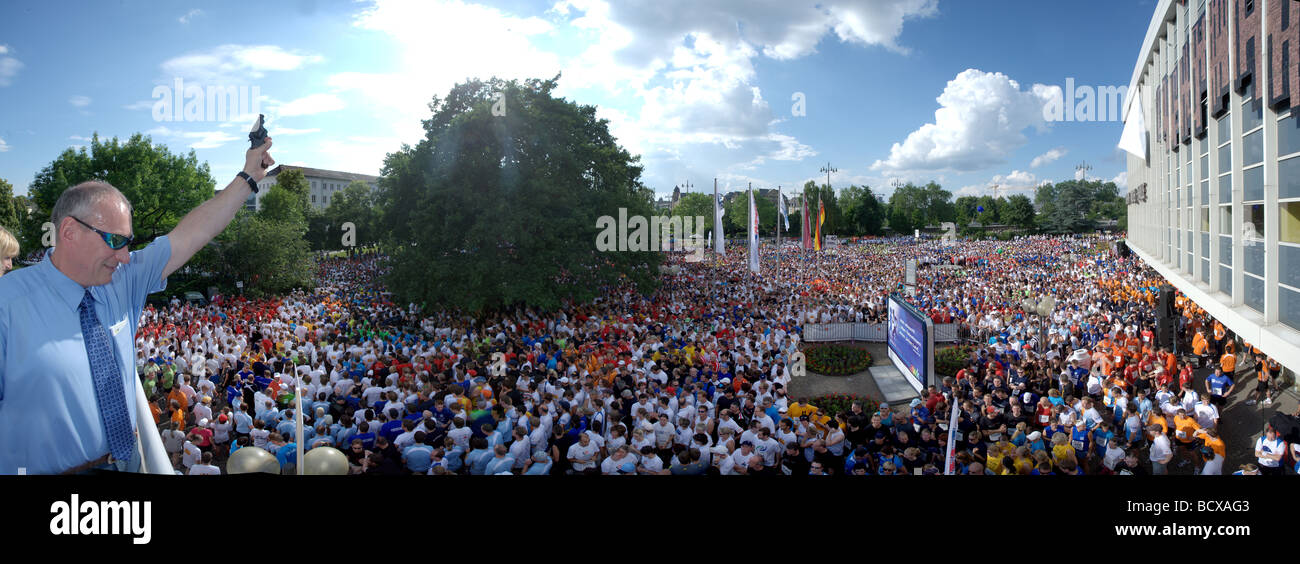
xmin=1280 ymin=114 xmax=1300 ymax=156
xmin=1283 ymin=286 xmax=1300 ymax=332
xmin=1201 ymin=179 xmax=1209 ymax=203
xmin=1201 ymin=259 xmax=1210 ymax=283
xmin=1219 ymin=174 xmax=1232 ymax=204
xmin=1220 ymin=265 xmax=1233 ymax=295
xmin=1218 ymin=144 xmax=1232 ymax=173
xmin=1283 ymin=157 xmax=1300 ymax=199
xmin=1200 ymin=154 xmax=1209 ymax=178
xmin=1245 ymin=274 xmax=1264 ymax=313
xmin=1282 ymin=244 xmax=1300 ymax=289
xmin=1241 ymin=99 xmax=1264 ymax=133
xmin=1244 ymin=241 xmax=1264 ymax=276
xmin=1218 ymin=114 xmax=1231 ymax=144
xmin=1220 ymin=234 xmax=1233 ymax=265
xmin=1243 ymin=166 xmax=1264 ymax=202
xmin=1220 ymin=207 xmax=1233 ymax=235
xmin=1243 ymin=130 xmax=1263 ymax=166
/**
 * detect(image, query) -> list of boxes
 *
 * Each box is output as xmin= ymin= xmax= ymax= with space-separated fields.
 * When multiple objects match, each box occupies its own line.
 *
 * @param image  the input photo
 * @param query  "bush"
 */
xmin=936 ymin=345 xmax=975 ymax=377
xmin=809 ymin=393 xmax=877 ymax=418
xmin=804 ymin=344 xmax=872 ymax=376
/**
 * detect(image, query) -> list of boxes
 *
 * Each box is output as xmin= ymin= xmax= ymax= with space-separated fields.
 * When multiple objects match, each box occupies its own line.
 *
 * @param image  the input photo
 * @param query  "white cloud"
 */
xmin=0 ymin=136 xmax=9 ymax=152
xmin=550 ymin=0 xmax=937 ymax=156
xmin=160 ymin=44 xmax=324 ymax=84
xmin=992 ymin=169 xmax=1037 ymax=188
xmin=337 ymin=0 xmax=936 ymax=166
xmin=315 ymin=136 xmax=401 ymax=176
xmin=145 ymin=126 xmax=240 ymax=149
xmin=0 ymin=44 xmax=22 ymax=87
xmin=1029 ymin=147 xmax=1066 ymax=168
xmin=123 ymin=100 xmax=154 ymax=111
xmin=956 ymin=169 xmax=1044 ymax=197
xmin=1111 ymin=171 xmax=1129 ymax=191
xmin=871 ymin=69 xmax=1060 ymax=173
xmin=69 ymin=135 xmax=93 ymax=142
xmin=179 ymin=9 xmax=204 ymax=24
xmin=69 ymin=95 xmax=91 ymax=108
xmin=272 ymin=93 xmax=345 ymax=117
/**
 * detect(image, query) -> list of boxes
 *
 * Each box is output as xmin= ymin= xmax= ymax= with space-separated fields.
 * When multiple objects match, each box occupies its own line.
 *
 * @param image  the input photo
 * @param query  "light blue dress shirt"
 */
xmin=0 ymin=237 xmax=170 ymax=474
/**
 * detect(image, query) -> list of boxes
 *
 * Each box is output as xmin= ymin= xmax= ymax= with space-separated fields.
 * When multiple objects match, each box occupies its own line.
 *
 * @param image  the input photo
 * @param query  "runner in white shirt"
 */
xmin=566 ymin=433 xmax=600 ymax=473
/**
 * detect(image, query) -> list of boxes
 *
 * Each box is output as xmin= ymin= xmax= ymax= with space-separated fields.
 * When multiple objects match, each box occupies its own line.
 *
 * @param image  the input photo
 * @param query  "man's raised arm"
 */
xmin=163 ymin=138 xmax=274 ymax=279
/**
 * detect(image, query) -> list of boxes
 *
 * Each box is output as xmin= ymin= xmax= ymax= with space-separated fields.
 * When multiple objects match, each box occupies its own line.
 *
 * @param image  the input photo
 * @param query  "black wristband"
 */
xmin=237 ymin=171 xmax=259 ymax=194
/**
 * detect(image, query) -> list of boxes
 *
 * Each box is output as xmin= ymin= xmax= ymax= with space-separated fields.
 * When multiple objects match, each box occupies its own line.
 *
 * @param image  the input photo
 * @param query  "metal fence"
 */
xmin=803 ymin=322 xmax=961 ymax=343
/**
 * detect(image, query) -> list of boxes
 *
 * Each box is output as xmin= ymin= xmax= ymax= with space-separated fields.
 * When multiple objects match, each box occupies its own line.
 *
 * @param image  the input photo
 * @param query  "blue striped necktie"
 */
xmin=79 ymin=289 xmax=135 ymax=463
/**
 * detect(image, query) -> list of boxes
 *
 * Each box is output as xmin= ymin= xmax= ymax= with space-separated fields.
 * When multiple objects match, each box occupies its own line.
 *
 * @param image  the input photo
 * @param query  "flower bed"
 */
xmin=809 ymin=393 xmax=877 ymax=417
xmin=804 ymin=344 xmax=872 ymax=376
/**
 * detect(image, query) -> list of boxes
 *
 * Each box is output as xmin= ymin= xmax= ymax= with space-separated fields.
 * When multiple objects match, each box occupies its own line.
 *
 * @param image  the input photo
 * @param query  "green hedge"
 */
xmin=805 ymin=344 xmax=872 ymax=376
xmin=936 ymin=345 xmax=975 ymax=377
xmin=809 ymin=393 xmax=877 ymax=418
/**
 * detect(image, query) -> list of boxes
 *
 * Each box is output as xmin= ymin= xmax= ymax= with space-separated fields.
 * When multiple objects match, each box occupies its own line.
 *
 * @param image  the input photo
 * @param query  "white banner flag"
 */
xmin=943 ymin=398 xmax=960 ymax=475
xmin=748 ymin=185 xmax=759 ymax=274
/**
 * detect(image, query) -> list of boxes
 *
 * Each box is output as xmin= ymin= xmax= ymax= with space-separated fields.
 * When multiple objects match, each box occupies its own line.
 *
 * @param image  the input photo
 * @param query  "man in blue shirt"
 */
xmin=0 ymin=138 xmax=275 ymax=474
xmin=1204 ymin=368 xmax=1235 ymax=408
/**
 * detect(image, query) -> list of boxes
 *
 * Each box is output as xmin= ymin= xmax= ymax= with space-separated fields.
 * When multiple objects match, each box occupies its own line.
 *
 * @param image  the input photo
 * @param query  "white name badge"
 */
xmin=111 ymin=319 xmax=129 ymax=336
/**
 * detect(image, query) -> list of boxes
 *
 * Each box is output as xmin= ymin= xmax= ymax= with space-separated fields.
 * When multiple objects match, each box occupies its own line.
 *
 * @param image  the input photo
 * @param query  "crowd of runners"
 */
xmin=128 ymin=234 xmax=1298 ymax=476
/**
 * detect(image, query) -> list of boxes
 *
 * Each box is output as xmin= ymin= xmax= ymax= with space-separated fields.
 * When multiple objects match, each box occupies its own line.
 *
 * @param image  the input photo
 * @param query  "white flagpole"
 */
xmin=714 ymin=178 xmax=724 ymax=255
xmin=295 ymin=380 xmax=304 ymax=475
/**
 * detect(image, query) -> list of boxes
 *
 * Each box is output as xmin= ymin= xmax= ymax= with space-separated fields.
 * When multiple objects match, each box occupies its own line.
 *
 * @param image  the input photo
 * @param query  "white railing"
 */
xmin=134 ymin=381 xmax=175 ymax=475
xmin=803 ymin=322 xmax=962 ymax=343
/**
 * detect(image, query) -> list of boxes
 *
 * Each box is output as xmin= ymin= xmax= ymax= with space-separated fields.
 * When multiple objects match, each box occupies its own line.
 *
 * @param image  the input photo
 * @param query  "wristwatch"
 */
xmin=237 ymin=171 xmax=260 ymax=194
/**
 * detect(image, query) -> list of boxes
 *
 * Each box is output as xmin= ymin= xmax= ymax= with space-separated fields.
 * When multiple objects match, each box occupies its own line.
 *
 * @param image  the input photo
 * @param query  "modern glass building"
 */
xmin=1123 ymin=0 xmax=1300 ymax=371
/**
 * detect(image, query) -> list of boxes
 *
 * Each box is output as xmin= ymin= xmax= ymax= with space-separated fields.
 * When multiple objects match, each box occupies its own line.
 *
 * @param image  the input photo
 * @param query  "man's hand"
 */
xmin=245 ymin=137 xmax=275 ymax=181
xmin=164 ymin=138 xmax=277 ymax=278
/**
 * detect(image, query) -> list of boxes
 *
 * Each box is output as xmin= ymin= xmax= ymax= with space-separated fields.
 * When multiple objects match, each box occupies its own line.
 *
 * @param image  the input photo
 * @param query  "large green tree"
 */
xmin=839 ymin=184 xmax=886 ymax=236
xmin=1002 ymin=194 xmax=1036 ymax=229
xmin=800 ymin=181 xmax=843 ymax=235
xmin=377 ymin=76 xmax=659 ymax=312
xmin=211 ymin=212 xmax=314 ymax=297
xmin=885 ymin=182 xmax=952 ymax=233
xmin=722 ymin=189 xmax=777 ymax=235
xmin=311 ymin=180 xmax=379 ymax=251
xmin=26 ymin=134 xmax=215 ymax=249
xmin=0 ymin=177 xmax=21 ymax=243
xmin=1036 ymin=179 xmax=1121 ymax=233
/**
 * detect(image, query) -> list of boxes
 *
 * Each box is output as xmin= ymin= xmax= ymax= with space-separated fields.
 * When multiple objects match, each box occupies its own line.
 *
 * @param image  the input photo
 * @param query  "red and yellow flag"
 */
xmin=814 ymin=198 xmax=825 ymax=251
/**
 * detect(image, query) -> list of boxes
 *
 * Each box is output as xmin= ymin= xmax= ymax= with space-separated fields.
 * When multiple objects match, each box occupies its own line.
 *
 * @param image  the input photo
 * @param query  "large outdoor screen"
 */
xmin=887 ymin=295 xmax=933 ymax=393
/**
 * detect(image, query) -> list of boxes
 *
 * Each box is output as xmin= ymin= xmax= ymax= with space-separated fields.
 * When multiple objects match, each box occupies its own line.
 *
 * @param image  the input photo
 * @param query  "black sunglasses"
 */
xmin=72 ymin=216 xmax=134 ymax=250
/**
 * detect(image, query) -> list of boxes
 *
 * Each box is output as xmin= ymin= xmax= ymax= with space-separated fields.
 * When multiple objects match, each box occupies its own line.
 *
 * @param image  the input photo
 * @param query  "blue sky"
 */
xmin=0 ymin=0 xmax=1155 ymax=202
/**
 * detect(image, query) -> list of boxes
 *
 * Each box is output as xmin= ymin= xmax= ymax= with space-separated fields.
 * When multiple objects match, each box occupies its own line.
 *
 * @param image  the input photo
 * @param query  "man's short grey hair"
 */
xmin=50 ymin=181 xmax=133 ymax=243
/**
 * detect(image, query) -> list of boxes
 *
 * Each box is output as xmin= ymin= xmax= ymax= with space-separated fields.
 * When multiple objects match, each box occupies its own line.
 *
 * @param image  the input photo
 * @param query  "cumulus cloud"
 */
xmin=69 ymin=95 xmax=91 ymax=108
xmin=1111 ymin=171 xmax=1128 ymax=191
xmin=871 ymin=69 xmax=1060 ymax=173
xmin=0 ymin=136 xmax=9 ymax=152
xmin=145 ymin=126 xmax=240 ymax=149
xmin=956 ymin=169 xmax=1044 ymax=197
xmin=1030 ymin=147 xmax=1066 ymax=168
xmin=0 ymin=44 xmax=23 ymax=87
xmin=160 ymin=44 xmax=324 ymax=84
